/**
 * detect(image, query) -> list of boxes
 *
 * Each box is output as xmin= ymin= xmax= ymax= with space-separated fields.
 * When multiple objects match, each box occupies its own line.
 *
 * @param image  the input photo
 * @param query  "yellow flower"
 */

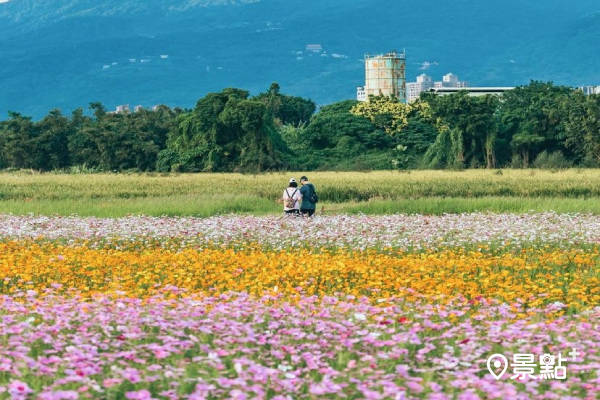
xmin=0 ymin=241 xmax=597 ymax=313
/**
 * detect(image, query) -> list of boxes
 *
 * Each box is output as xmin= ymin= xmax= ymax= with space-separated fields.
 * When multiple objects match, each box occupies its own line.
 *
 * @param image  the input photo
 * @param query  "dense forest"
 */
xmin=0 ymin=81 xmax=598 ymax=172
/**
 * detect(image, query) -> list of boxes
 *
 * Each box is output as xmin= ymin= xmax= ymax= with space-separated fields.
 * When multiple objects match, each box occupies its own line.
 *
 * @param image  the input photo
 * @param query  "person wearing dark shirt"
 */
xmin=299 ymin=176 xmax=317 ymax=217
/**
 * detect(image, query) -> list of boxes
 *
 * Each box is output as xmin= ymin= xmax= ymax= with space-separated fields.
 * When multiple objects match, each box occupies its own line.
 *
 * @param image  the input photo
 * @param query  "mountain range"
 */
xmin=0 ymin=0 xmax=599 ymax=118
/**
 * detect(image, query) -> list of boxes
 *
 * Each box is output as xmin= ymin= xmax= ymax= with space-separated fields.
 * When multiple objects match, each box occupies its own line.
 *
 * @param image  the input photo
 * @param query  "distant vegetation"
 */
xmin=0 ymin=81 xmax=598 ymax=173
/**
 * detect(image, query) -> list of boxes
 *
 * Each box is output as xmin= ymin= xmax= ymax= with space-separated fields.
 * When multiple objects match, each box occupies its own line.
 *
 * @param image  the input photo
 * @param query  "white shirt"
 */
xmin=283 ymin=188 xmax=302 ymax=210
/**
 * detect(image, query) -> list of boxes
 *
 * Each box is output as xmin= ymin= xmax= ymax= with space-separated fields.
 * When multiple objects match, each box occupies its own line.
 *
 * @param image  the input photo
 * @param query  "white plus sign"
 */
xmin=568 ymin=348 xmax=581 ymax=361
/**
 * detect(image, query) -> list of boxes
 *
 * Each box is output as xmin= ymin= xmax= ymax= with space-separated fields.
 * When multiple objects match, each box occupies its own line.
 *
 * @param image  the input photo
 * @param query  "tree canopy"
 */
xmin=0 ymin=81 xmax=597 ymax=172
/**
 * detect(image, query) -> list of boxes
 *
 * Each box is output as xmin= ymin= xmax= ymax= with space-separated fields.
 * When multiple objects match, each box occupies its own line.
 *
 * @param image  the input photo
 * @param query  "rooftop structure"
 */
xmin=427 ymin=87 xmax=514 ymax=97
xmin=407 ymin=73 xmax=469 ymax=102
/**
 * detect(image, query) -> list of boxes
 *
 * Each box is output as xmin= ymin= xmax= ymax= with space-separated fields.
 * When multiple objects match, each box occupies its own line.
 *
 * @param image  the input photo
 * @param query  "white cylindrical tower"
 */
xmin=364 ymin=50 xmax=406 ymax=103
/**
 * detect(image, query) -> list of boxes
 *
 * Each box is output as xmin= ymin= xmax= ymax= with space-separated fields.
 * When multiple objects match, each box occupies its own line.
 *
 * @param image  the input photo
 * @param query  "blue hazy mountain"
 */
xmin=0 ymin=0 xmax=598 ymax=118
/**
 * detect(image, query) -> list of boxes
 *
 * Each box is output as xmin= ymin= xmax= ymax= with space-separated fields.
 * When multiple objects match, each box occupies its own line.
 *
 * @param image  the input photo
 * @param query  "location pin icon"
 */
xmin=487 ymin=354 xmax=508 ymax=380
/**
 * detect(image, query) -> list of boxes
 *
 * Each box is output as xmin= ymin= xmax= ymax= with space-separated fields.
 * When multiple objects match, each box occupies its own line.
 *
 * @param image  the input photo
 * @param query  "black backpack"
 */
xmin=308 ymin=184 xmax=319 ymax=204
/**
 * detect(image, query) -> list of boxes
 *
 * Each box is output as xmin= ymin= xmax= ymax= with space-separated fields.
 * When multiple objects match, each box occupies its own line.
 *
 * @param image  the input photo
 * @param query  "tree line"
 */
xmin=0 ymin=81 xmax=598 ymax=172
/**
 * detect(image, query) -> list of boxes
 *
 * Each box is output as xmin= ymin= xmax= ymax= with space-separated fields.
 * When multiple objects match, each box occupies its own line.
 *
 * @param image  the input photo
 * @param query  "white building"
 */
xmin=579 ymin=85 xmax=600 ymax=95
xmin=442 ymin=72 xmax=457 ymax=87
xmin=115 ymin=104 xmax=130 ymax=114
xmin=407 ymin=74 xmax=434 ymax=102
xmin=356 ymin=86 xmax=367 ymax=102
xmin=407 ymin=72 xmax=468 ymax=102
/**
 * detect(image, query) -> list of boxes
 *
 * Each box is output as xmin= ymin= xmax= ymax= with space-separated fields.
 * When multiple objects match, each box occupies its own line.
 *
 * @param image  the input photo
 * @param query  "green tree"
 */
xmin=0 ymin=112 xmax=38 ymax=169
xmin=564 ymin=92 xmax=600 ymax=164
xmin=302 ymin=100 xmax=398 ymax=169
xmin=68 ymin=107 xmax=101 ymax=168
xmin=397 ymin=117 xmax=439 ymax=164
xmin=304 ymin=100 xmax=387 ymax=150
xmin=255 ymin=83 xmax=316 ymax=127
xmin=33 ymin=109 xmax=72 ymax=170
xmin=422 ymin=91 xmax=500 ymax=169
xmin=67 ymin=102 xmax=176 ymax=172
xmin=500 ymin=81 xmax=572 ymax=167
xmin=125 ymin=106 xmax=176 ymax=171
xmin=161 ymin=88 xmax=289 ymax=172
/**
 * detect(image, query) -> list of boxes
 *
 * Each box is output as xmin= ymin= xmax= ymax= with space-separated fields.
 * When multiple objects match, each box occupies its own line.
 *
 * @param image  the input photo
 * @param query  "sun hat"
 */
xmin=289 ymin=178 xmax=297 ymax=183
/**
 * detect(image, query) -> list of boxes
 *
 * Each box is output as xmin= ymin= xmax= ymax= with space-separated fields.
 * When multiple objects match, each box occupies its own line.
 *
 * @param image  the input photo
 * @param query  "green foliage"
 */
xmin=278 ymin=123 xmax=308 ymax=153
xmin=500 ymin=81 xmax=572 ymax=167
xmin=35 ymin=110 xmax=72 ymax=170
xmin=532 ymin=151 xmax=573 ymax=169
xmin=0 ymin=112 xmax=38 ymax=169
xmin=421 ymin=92 xmax=500 ymax=169
xmin=423 ymin=128 xmax=455 ymax=169
xmin=304 ymin=100 xmax=387 ymax=150
xmin=0 ymin=82 xmax=598 ymax=173
xmin=564 ymin=93 xmax=600 ymax=164
xmin=298 ymin=100 xmax=402 ymax=170
xmin=350 ymin=95 xmax=440 ymax=136
xmin=398 ymin=118 xmax=439 ymax=155
xmin=161 ymin=87 xmax=290 ymax=173
xmin=0 ymin=104 xmax=178 ymax=172
xmin=254 ymin=82 xmax=316 ymax=127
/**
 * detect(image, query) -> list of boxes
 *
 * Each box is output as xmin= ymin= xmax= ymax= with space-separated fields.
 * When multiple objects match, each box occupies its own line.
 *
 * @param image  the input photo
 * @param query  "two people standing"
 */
xmin=282 ymin=176 xmax=318 ymax=217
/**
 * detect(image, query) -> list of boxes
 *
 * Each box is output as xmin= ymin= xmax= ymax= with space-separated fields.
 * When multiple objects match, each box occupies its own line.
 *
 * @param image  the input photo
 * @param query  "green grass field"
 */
xmin=0 ymin=169 xmax=599 ymax=216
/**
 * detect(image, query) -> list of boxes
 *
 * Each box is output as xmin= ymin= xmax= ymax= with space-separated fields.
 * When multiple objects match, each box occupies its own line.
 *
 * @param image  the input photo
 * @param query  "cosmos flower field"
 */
xmin=0 ymin=213 xmax=598 ymax=399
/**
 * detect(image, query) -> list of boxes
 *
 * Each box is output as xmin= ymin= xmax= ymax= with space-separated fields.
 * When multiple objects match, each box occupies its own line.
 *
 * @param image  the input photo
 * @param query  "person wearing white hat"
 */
xmin=282 ymin=177 xmax=302 ymax=215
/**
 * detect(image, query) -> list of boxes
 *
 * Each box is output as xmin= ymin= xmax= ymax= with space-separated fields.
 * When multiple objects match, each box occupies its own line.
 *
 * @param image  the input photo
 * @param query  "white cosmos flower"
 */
xmin=354 ymin=313 xmax=366 ymax=321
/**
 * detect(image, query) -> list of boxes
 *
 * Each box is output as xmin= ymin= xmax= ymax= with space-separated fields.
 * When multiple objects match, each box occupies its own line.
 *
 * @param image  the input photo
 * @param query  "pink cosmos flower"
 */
xmin=153 ymin=349 xmax=170 ymax=359
xmin=102 ymin=378 xmax=123 ymax=388
xmin=406 ymin=381 xmax=423 ymax=393
xmin=39 ymin=390 xmax=79 ymax=400
xmin=125 ymin=389 xmax=153 ymax=399
xmin=7 ymin=381 xmax=33 ymax=398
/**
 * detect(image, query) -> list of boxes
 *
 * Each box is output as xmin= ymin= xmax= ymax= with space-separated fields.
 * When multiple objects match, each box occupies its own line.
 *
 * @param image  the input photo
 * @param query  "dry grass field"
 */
xmin=0 ymin=169 xmax=599 ymax=216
